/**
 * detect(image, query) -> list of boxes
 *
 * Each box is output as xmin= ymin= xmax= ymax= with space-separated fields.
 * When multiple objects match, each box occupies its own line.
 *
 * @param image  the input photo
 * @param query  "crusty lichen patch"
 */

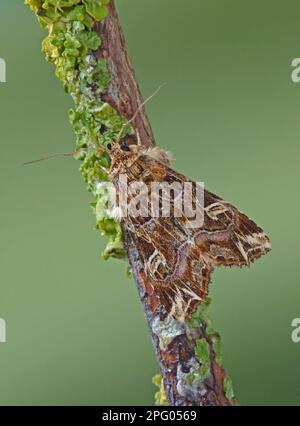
xmin=152 ymin=374 xmax=168 ymax=406
xmin=223 ymin=375 xmax=235 ymax=401
xmin=176 ymin=359 xmax=207 ymax=402
xmin=151 ymin=315 xmax=185 ymax=351
xmin=185 ymin=298 xmax=234 ymax=401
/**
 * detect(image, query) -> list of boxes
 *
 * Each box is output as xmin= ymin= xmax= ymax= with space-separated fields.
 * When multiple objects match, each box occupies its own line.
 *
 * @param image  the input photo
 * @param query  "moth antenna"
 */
xmin=136 ymin=129 xmax=142 ymax=146
xmin=22 ymin=151 xmax=77 ymax=166
xmin=25 ymin=84 xmax=166 ymax=165
xmin=115 ymin=83 xmax=166 ymax=143
xmin=127 ymin=83 xmax=166 ymax=126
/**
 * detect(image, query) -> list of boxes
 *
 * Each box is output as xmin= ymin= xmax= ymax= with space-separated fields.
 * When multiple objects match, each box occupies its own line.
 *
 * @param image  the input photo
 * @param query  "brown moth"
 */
xmin=108 ymin=136 xmax=271 ymax=322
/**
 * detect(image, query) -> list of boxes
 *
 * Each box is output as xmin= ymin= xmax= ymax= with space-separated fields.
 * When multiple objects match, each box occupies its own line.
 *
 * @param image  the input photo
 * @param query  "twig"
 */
xmin=97 ymin=1 xmax=236 ymax=406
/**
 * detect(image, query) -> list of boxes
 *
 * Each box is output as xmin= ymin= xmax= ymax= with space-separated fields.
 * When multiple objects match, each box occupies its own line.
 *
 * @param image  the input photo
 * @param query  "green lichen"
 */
xmin=186 ymin=298 xmax=211 ymax=329
xmin=185 ymin=298 xmax=230 ymax=393
xmin=187 ymin=299 xmax=213 ymax=379
xmin=195 ymin=338 xmax=211 ymax=380
xmin=223 ymin=375 xmax=235 ymax=401
xmin=25 ymin=0 xmax=130 ymax=260
xmin=187 ymin=298 xmax=224 ymax=368
xmin=188 ymin=299 xmax=234 ymax=399
xmin=152 ymin=374 xmax=168 ymax=406
xmin=211 ymin=333 xmax=222 ymax=367
xmin=83 ymin=0 xmax=110 ymax=20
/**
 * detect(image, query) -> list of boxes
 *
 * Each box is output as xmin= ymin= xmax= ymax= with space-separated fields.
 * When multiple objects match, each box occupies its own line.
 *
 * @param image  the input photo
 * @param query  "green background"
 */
xmin=0 ymin=0 xmax=299 ymax=406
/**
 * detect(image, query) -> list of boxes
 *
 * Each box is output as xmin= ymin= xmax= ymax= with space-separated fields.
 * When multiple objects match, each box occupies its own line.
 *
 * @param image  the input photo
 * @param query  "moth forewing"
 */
xmin=108 ymin=142 xmax=271 ymax=321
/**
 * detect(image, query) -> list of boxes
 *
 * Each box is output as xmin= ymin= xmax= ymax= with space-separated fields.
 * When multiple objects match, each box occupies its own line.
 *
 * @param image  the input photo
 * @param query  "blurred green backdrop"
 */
xmin=0 ymin=0 xmax=299 ymax=406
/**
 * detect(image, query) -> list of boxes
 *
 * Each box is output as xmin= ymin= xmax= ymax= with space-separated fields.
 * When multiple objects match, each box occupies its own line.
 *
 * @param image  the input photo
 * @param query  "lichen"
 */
xmin=176 ymin=360 xmax=207 ymax=401
xmin=187 ymin=298 xmax=224 ymax=369
xmin=152 ymin=374 xmax=168 ymax=406
xmin=184 ymin=297 xmax=231 ymax=394
xmin=186 ymin=298 xmax=211 ymax=329
xmin=223 ymin=375 xmax=235 ymax=401
xmin=207 ymin=326 xmax=223 ymax=367
xmin=195 ymin=338 xmax=211 ymax=381
xmin=25 ymin=0 xmax=130 ymax=260
xmin=151 ymin=315 xmax=185 ymax=351
xmin=187 ymin=299 xmax=235 ymax=400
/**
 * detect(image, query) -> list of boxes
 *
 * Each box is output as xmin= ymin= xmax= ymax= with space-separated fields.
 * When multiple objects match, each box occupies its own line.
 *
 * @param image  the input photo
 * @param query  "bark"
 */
xmin=96 ymin=1 xmax=236 ymax=406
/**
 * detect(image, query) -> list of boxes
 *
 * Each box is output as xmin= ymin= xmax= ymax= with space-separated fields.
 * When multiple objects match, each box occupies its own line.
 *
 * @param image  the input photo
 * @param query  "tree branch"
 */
xmin=97 ymin=2 xmax=236 ymax=406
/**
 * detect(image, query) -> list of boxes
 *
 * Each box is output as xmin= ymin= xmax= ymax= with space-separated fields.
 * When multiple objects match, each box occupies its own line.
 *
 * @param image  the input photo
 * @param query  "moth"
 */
xmin=108 ymin=135 xmax=271 ymax=322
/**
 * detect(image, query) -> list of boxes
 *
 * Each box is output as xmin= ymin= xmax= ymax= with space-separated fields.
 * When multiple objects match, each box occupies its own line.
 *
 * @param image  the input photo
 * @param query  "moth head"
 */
xmin=107 ymin=135 xmax=139 ymax=163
